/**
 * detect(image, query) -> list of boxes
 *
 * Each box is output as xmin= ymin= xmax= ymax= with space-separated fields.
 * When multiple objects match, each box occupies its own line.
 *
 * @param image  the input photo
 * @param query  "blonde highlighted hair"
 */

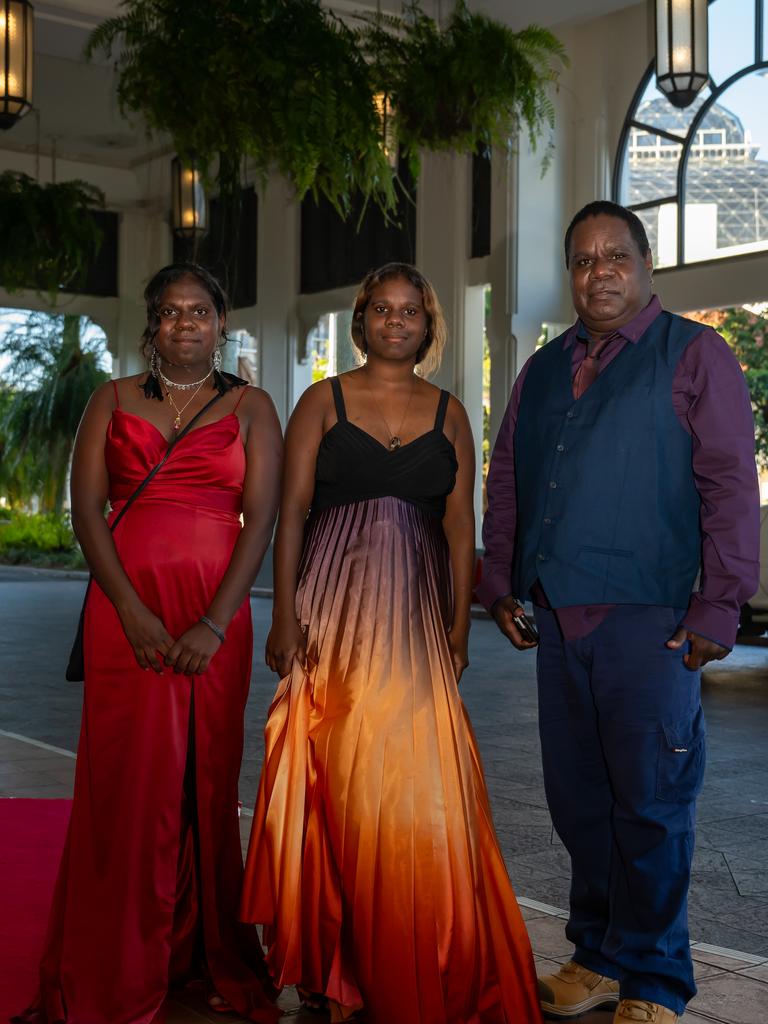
xmin=350 ymin=262 xmax=447 ymax=377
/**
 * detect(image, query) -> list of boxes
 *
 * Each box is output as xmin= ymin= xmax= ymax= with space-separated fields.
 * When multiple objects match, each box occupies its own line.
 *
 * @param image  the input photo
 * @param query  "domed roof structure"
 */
xmin=637 ymin=96 xmax=748 ymax=145
xmin=626 ymin=94 xmax=768 ymax=255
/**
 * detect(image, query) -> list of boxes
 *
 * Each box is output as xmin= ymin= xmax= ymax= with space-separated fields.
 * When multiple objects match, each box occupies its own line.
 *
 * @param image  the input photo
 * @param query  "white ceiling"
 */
xmin=0 ymin=0 xmax=641 ymax=172
xmin=40 ymin=0 xmax=641 ymax=32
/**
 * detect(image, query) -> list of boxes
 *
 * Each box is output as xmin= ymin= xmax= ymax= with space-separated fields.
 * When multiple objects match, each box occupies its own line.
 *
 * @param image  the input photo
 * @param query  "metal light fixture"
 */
xmin=0 ymin=0 xmax=34 ymax=130
xmin=170 ymin=155 xmax=208 ymax=240
xmin=655 ymin=0 xmax=708 ymax=109
xmin=373 ymin=92 xmax=398 ymax=169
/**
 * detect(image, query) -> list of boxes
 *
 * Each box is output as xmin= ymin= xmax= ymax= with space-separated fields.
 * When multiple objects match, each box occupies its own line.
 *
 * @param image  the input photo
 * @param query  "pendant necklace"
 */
xmin=363 ymin=369 xmax=416 ymax=451
xmin=165 ymin=375 xmax=210 ymax=431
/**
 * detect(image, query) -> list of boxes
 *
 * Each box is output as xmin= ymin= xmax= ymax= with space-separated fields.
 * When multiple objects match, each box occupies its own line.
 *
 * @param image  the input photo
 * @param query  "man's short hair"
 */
xmin=564 ymin=200 xmax=651 ymax=268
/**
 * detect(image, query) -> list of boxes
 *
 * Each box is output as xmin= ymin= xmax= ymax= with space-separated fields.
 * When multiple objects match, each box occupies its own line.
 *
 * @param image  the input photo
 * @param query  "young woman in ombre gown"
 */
xmin=240 ymin=263 xmax=543 ymax=1024
xmin=16 ymin=265 xmax=282 ymax=1024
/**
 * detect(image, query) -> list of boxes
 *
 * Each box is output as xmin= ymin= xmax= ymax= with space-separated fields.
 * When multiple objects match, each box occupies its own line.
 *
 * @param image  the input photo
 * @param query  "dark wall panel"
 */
xmin=75 ymin=210 xmax=119 ymax=297
xmin=471 ymin=147 xmax=491 ymax=260
xmin=173 ymin=186 xmax=258 ymax=310
xmin=300 ymin=159 xmax=416 ymax=294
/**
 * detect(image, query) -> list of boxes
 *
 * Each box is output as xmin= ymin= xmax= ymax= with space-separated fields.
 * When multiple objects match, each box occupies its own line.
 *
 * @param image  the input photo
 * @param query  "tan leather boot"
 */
xmin=613 ymin=999 xmax=679 ymax=1023
xmin=538 ymin=960 xmax=620 ymax=1018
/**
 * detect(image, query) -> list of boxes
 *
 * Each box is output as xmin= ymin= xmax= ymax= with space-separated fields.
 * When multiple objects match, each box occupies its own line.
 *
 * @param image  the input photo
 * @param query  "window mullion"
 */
xmin=756 ymin=0 xmax=763 ymax=64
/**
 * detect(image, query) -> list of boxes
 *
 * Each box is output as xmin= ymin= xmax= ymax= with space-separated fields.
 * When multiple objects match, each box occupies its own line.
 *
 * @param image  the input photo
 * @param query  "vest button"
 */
xmin=566 ymin=410 xmax=575 ymax=418
xmin=556 ymin=444 xmax=565 ymax=452
xmin=543 ymin=517 xmax=552 ymax=525
xmin=537 ymin=553 xmax=548 ymax=561
xmin=549 ymin=481 xmax=557 ymax=489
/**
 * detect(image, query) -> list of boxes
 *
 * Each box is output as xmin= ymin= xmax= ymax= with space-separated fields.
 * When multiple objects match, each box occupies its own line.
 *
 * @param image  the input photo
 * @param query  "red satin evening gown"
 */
xmin=19 ymin=392 xmax=278 ymax=1024
xmin=241 ymin=380 xmax=543 ymax=1024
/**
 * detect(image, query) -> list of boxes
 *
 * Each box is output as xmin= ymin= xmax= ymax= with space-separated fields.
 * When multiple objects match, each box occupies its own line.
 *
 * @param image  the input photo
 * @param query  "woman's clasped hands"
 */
xmin=119 ymin=597 xmax=222 ymax=675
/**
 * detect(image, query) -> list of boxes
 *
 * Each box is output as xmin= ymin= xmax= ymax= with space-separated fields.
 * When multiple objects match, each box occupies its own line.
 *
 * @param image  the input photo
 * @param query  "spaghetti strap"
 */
xmin=434 ymin=389 xmax=450 ymax=433
xmin=112 ymin=379 xmax=120 ymax=408
xmin=330 ymin=376 xmax=347 ymax=423
xmin=232 ymin=384 xmax=249 ymax=411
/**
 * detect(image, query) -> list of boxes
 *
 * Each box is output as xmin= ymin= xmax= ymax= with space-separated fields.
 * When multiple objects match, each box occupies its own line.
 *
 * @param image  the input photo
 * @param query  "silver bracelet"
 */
xmin=200 ymin=615 xmax=226 ymax=643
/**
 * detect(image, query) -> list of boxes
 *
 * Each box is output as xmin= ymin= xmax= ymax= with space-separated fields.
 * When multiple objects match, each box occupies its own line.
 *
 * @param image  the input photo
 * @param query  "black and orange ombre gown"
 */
xmin=20 ymin=387 xmax=278 ymax=1024
xmin=241 ymin=378 xmax=543 ymax=1024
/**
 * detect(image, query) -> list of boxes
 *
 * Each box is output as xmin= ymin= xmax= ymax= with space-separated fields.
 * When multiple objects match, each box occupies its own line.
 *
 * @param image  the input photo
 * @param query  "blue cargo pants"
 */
xmin=534 ymin=604 xmax=706 ymax=1014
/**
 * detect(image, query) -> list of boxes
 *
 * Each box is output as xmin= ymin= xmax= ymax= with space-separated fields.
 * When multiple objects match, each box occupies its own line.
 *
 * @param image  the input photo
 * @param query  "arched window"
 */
xmin=613 ymin=0 xmax=768 ymax=267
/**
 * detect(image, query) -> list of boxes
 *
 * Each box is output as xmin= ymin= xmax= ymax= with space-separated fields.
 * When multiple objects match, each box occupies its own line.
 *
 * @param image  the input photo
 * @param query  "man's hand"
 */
xmin=491 ymin=595 xmax=538 ymax=651
xmin=666 ymin=627 xmax=729 ymax=670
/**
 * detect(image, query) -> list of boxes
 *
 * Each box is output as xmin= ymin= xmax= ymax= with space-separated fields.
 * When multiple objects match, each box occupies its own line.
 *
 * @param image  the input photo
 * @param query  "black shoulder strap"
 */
xmin=434 ymin=389 xmax=450 ymax=433
xmin=330 ymin=376 xmax=347 ymax=423
xmin=110 ymin=390 xmax=225 ymax=533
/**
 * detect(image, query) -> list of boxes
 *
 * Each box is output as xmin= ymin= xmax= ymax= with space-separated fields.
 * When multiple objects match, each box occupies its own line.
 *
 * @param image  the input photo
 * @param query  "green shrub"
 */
xmin=0 ymin=511 xmax=85 ymax=567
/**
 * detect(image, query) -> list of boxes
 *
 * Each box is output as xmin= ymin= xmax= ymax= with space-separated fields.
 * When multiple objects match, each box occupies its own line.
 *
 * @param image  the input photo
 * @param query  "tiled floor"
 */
xmin=4 ymin=573 xmax=767 ymax=958
xmin=2 ymin=726 xmax=766 ymax=1023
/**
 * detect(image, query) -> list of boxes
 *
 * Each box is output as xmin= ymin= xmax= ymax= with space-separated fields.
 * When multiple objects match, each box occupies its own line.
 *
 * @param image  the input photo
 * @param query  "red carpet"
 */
xmin=0 ymin=799 xmax=71 ymax=1021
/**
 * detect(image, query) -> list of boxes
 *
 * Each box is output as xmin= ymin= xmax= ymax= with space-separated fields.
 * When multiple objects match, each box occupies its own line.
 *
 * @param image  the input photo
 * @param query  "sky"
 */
xmin=692 ymin=0 xmax=768 ymax=160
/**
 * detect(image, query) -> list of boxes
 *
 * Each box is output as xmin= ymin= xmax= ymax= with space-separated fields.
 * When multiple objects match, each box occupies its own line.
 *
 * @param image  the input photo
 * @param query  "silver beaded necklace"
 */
xmin=157 ymin=366 xmax=213 ymax=391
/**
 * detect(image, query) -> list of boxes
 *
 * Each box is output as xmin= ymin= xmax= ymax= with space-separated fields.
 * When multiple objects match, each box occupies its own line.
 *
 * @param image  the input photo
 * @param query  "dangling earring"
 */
xmin=150 ymin=345 xmax=161 ymax=377
xmin=212 ymin=346 xmax=223 ymax=372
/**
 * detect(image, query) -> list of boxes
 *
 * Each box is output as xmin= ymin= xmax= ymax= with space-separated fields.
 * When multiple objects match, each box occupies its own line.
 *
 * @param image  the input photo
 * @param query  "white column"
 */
xmin=256 ymin=177 xmax=300 ymax=427
xmin=416 ymin=150 xmax=486 ymax=541
xmin=463 ymin=284 xmax=485 ymax=545
xmin=486 ymin=147 xmax=518 ymax=449
xmin=116 ymin=208 xmax=172 ymax=377
xmin=415 ymin=150 xmax=470 ymax=396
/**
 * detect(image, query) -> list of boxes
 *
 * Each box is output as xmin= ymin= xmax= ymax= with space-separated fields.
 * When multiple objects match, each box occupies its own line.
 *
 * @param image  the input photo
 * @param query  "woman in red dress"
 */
xmin=17 ymin=265 xmax=282 ymax=1024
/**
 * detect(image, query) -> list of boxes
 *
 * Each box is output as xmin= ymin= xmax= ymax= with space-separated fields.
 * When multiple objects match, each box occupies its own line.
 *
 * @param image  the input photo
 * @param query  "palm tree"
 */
xmin=0 ymin=312 xmax=109 ymax=512
xmin=0 ymin=387 xmax=37 ymax=509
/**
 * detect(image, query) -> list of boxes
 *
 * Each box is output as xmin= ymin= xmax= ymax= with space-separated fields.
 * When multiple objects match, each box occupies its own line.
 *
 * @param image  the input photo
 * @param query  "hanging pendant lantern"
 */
xmin=655 ymin=0 xmax=708 ymax=109
xmin=373 ymin=92 xmax=398 ymax=169
xmin=0 ymin=0 xmax=34 ymax=130
xmin=171 ymin=155 xmax=208 ymax=240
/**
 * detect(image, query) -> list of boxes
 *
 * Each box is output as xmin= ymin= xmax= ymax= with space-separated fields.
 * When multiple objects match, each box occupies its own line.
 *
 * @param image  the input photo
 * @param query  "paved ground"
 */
xmin=1 ymin=566 xmax=768 ymax=1022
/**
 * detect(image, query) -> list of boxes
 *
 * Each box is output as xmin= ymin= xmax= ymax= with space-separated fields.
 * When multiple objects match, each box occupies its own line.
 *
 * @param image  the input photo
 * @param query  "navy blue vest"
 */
xmin=512 ymin=310 xmax=702 ymax=607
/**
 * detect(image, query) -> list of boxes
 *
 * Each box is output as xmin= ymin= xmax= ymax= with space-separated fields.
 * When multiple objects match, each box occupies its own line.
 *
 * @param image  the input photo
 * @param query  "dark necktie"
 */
xmin=572 ymin=332 xmax=618 ymax=400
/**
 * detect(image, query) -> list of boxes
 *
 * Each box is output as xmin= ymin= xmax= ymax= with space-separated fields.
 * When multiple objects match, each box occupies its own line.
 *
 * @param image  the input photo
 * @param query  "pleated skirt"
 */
xmin=241 ymin=497 xmax=543 ymax=1024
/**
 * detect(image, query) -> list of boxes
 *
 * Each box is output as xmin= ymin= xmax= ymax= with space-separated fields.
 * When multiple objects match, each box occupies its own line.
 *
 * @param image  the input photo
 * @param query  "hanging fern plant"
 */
xmin=0 ymin=172 xmax=105 ymax=298
xmin=86 ymin=0 xmax=396 ymax=219
xmin=358 ymin=1 xmax=568 ymax=174
xmin=87 ymin=1 xmax=566 ymax=214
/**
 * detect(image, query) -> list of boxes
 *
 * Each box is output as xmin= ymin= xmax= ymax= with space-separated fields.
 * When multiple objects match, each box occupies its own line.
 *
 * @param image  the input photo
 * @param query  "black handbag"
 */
xmin=65 ymin=392 xmax=225 ymax=682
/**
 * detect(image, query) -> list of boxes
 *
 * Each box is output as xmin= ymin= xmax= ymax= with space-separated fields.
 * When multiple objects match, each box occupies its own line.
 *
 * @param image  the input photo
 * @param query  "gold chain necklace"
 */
xmin=362 ymin=369 xmax=416 ymax=451
xmin=165 ymin=376 xmax=210 ymax=431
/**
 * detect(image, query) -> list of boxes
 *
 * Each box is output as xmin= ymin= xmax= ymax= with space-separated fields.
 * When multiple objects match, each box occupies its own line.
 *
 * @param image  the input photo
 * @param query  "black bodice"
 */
xmin=312 ymin=376 xmax=458 ymax=519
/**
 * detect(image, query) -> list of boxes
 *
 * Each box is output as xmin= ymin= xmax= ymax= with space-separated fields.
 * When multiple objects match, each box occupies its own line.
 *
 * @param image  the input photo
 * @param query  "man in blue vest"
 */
xmin=478 ymin=200 xmax=760 ymax=1024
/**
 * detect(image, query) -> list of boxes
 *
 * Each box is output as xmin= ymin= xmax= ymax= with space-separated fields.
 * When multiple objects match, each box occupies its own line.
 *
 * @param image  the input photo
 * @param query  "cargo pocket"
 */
xmin=656 ymin=706 xmax=706 ymax=802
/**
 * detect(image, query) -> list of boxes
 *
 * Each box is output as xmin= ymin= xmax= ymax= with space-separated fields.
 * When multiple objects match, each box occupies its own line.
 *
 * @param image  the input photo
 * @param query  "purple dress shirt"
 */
xmin=477 ymin=296 xmax=760 ymax=648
